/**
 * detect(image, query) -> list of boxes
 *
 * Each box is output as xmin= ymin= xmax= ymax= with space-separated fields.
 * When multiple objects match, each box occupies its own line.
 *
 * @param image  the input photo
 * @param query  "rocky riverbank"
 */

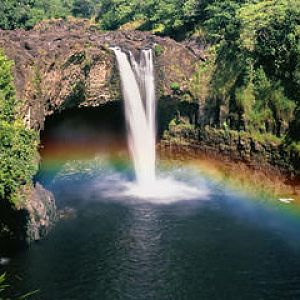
xmin=159 ymin=126 xmax=300 ymax=201
xmin=0 ymin=183 xmax=56 ymax=252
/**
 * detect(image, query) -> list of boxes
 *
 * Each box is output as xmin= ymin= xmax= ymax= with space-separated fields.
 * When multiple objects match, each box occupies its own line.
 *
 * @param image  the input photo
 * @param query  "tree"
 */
xmin=26 ymin=0 xmax=72 ymax=27
xmin=99 ymin=0 xmax=137 ymax=30
xmin=72 ymin=0 xmax=95 ymax=18
xmin=0 ymin=50 xmax=38 ymax=204
xmin=0 ymin=0 xmax=33 ymax=29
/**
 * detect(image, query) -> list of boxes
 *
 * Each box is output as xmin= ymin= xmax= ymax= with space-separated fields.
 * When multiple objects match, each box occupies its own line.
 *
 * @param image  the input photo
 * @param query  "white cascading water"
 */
xmin=113 ymin=47 xmax=156 ymax=185
xmin=111 ymin=47 xmax=208 ymax=201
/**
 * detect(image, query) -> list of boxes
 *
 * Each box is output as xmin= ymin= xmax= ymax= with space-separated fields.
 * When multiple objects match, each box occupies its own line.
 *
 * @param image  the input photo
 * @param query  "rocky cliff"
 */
xmin=0 ymin=19 xmax=197 ymax=131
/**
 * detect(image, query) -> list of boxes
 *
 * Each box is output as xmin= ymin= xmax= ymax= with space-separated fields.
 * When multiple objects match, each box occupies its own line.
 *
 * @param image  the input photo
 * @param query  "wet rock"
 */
xmin=0 ymin=183 xmax=56 ymax=247
xmin=59 ymin=207 xmax=77 ymax=220
xmin=162 ymin=127 xmax=299 ymax=178
xmin=25 ymin=183 xmax=57 ymax=242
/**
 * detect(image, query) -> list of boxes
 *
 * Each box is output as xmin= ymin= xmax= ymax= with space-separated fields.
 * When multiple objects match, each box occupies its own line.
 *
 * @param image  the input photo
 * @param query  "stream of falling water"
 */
xmin=112 ymin=47 xmax=156 ymax=185
xmin=112 ymin=47 xmax=207 ymax=201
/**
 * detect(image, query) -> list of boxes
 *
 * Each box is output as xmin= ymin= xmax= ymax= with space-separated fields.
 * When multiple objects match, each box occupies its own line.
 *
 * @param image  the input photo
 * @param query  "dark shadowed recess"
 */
xmin=36 ymin=101 xmax=127 ymax=181
xmin=157 ymin=96 xmax=199 ymax=137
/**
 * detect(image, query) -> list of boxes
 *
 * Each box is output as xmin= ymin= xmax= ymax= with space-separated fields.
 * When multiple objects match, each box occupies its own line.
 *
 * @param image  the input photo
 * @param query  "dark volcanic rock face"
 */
xmin=0 ymin=183 xmax=56 ymax=248
xmin=0 ymin=19 xmax=197 ymax=130
xmin=25 ymin=183 xmax=56 ymax=242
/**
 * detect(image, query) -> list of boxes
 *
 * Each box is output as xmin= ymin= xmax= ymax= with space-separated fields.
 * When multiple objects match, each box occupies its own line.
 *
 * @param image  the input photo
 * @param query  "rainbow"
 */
xmin=38 ymin=139 xmax=300 ymax=220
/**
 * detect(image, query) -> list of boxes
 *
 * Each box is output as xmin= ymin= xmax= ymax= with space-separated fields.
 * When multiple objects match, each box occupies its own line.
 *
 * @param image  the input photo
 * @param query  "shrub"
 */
xmin=170 ymin=82 xmax=180 ymax=91
xmin=0 ymin=273 xmax=38 ymax=299
xmin=154 ymin=44 xmax=163 ymax=56
xmin=0 ymin=50 xmax=38 ymax=205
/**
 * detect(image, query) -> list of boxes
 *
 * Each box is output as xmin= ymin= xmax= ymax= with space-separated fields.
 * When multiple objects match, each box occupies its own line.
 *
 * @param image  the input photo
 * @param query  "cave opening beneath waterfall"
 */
xmin=37 ymin=101 xmax=127 ymax=184
xmin=36 ymin=97 xmax=200 ymax=186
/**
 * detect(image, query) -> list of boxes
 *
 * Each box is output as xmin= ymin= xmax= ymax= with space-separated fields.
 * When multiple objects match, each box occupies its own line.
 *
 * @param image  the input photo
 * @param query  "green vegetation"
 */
xmin=154 ymin=44 xmax=163 ymax=56
xmin=0 ymin=0 xmax=198 ymax=36
xmin=98 ymin=0 xmax=198 ymax=36
xmin=1 ymin=273 xmax=38 ymax=299
xmin=0 ymin=0 xmax=70 ymax=29
xmin=0 ymin=0 xmax=98 ymax=29
xmin=0 ymin=273 xmax=9 ymax=295
xmin=188 ymin=0 xmax=299 ymax=141
xmin=0 ymin=51 xmax=38 ymax=205
xmin=170 ymin=82 xmax=181 ymax=92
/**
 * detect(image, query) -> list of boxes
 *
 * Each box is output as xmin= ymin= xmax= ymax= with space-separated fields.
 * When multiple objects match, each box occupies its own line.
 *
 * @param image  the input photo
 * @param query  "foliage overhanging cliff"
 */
xmin=0 ymin=51 xmax=38 ymax=206
xmin=1 ymin=0 xmax=298 ymax=138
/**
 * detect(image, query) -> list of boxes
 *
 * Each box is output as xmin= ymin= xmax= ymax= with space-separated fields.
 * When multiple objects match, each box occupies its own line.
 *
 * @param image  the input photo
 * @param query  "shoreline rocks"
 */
xmin=159 ymin=127 xmax=300 ymax=193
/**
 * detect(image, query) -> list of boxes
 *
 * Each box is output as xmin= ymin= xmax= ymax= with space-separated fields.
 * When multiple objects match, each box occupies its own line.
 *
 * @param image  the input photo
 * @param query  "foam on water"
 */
xmin=121 ymin=177 xmax=209 ymax=203
xmin=88 ymin=165 xmax=210 ymax=204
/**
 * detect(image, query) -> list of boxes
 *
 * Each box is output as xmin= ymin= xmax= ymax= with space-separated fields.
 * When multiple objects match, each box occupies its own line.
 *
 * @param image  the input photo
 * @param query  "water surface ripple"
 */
xmin=3 ymin=166 xmax=300 ymax=300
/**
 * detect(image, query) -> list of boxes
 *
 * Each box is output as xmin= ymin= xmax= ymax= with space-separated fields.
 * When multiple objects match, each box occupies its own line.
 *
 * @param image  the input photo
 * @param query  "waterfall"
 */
xmin=112 ymin=47 xmax=156 ymax=186
xmin=112 ymin=47 xmax=207 ymax=202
